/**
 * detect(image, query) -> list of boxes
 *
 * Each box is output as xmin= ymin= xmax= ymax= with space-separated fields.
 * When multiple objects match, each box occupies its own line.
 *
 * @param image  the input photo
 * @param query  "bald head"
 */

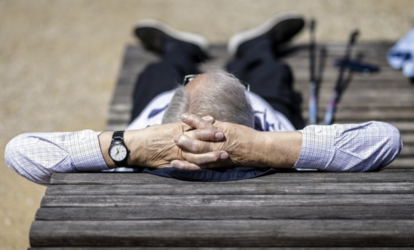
xmin=162 ymin=68 xmax=254 ymax=127
xmin=184 ymin=73 xmax=209 ymax=95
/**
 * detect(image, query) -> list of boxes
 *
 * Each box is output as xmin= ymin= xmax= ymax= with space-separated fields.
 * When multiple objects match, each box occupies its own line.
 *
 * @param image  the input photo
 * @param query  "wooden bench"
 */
xmin=29 ymin=42 xmax=414 ymax=248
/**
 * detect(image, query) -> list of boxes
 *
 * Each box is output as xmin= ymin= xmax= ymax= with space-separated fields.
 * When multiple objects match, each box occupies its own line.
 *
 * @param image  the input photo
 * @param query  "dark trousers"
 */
xmin=130 ymin=39 xmax=304 ymax=129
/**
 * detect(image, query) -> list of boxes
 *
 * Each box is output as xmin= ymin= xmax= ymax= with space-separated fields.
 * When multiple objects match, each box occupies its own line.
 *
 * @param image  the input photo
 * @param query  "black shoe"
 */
xmin=134 ymin=19 xmax=209 ymax=61
xmin=228 ymin=13 xmax=305 ymax=58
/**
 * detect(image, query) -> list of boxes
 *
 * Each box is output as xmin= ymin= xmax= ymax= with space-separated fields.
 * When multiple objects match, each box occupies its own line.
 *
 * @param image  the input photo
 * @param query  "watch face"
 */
xmin=110 ymin=144 xmax=128 ymax=162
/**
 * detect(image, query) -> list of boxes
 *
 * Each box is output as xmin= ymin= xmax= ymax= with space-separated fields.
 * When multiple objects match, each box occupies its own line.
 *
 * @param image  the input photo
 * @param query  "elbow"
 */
xmin=356 ymin=122 xmax=402 ymax=171
xmin=376 ymin=122 xmax=403 ymax=169
xmin=5 ymin=134 xmax=26 ymax=174
xmin=329 ymin=122 xmax=402 ymax=172
xmin=5 ymin=134 xmax=51 ymax=185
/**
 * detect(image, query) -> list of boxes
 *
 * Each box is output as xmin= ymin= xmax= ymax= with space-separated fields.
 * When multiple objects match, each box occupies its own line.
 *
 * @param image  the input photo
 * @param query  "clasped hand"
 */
xmin=130 ymin=113 xmax=260 ymax=170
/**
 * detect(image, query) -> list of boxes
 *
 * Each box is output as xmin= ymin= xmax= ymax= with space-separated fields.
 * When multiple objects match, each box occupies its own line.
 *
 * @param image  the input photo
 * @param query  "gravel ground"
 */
xmin=1 ymin=0 xmax=413 ymax=249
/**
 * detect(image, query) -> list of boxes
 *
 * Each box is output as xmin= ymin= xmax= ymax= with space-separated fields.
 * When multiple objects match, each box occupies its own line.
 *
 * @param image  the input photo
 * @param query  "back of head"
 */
xmin=162 ymin=68 xmax=254 ymax=127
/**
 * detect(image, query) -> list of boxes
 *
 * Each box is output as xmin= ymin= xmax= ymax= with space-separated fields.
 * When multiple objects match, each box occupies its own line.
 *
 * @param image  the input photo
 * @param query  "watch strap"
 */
xmin=113 ymin=131 xmax=125 ymax=141
xmin=110 ymin=130 xmax=129 ymax=167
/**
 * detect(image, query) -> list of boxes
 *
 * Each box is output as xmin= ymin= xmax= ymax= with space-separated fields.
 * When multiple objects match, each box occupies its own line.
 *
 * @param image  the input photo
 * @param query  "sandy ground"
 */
xmin=0 ymin=0 xmax=413 ymax=249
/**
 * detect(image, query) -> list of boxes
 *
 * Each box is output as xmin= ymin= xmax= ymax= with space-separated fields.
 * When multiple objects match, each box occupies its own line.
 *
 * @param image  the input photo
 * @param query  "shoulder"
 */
xmin=247 ymin=92 xmax=295 ymax=132
xmin=128 ymin=90 xmax=176 ymax=129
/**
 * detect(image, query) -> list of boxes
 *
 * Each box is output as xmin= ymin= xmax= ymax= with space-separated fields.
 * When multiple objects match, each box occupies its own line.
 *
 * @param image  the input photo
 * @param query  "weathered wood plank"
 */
xmin=388 ymin=123 xmax=414 ymax=134
xmin=381 ymin=168 xmax=414 ymax=172
xmin=302 ymin=110 xmax=414 ymax=122
xmin=295 ymin=86 xmax=414 ymax=98
xmin=386 ymin=158 xmax=414 ymax=168
xmin=35 ymin=205 xmax=414 ymax=221
xmin=40 ymin=194 xmax=414 ymax=207
xmin=402 ymin=134 xmax=414 ymax=143
xmin=45 ymin=183 xmax=414 ymax=196
xmin=295 ymin=81 xmax=414 ymax=91
xmin=302 ymin=96 xmax=414 ymax=106
xmin=293 ymin=72 xmax=405 ymax=81
xmin=29 ymin=220 xmax=414 ymax=247
xmin=50 ymin=172 xmax=414 ymax=185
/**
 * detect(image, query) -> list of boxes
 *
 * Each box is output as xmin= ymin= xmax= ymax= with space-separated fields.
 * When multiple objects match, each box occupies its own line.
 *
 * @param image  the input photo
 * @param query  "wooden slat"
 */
xmin=29 ymin=220 xmax=414 ymax=247
xmin=50 ymin=172 xmax=414 ymax=185
xmin=35 ymin=205 xmax=414 ymax=221
xmin=40 ymin=194 xmax=414 ymax=207
xmin=306 ymin=83 xmax=406 ymax=96
xmin=386 ymin=122 xmax=414 ymax=134
xmin=403 ymin=134 xmax=414 ymax=143
xmin=44 ymin=183 xmax=414 ymax=196
xmin=381 ymin=168 xmax=414 ymax=172
xmin=293 ymin=71 xmax=405 ymax=81
xmin=303 ymin=109 xmax=414 ymax=122
xmin=386 ymin=158 xmax=414 ymax=168
xmin=295 ymin=82 xmax=414 ymax=93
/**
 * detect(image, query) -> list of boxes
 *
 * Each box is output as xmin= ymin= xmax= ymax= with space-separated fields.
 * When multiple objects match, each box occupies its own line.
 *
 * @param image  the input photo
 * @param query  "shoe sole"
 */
xmin=228 ymin=13 xmax=305 ymax=57
xmin=134 ymin=19 xmax=209 ymax=54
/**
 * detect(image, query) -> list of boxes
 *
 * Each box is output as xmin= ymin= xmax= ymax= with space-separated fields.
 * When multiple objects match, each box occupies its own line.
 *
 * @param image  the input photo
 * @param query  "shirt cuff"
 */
xmin=67 ymin=130 xmax=109 ymax=171
xmin=293 ymin=125 xmax=336 ymax=170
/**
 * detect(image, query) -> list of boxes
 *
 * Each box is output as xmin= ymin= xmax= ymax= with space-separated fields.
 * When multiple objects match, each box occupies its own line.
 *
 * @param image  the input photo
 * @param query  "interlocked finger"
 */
xmin=170 ymin=160 xmax=201 ymax=170
xmin=172 ymin=150 xmax=228 ymax=170
xmin=181 ymin=113 xmax=216 ymax=129
xmin=174 ymin=134 xmax=215 ymax=153
xmin=181 ymin=150 xmax=228 ymax=165
xmin=183 ymin=128 xmax=224 ymax=142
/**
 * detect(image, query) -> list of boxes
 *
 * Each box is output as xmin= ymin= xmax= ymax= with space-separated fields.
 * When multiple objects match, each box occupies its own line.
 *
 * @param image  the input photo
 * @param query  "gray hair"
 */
xmin=162 ymin=68 xmax=254 ymax=127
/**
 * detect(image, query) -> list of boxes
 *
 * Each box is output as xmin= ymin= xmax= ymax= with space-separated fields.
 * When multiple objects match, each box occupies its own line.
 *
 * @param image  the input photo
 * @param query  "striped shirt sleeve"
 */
xmin=293 ymin=121 xmax=403 ymax=171
xmin=4 ymin=130 xmax=108 ymax=185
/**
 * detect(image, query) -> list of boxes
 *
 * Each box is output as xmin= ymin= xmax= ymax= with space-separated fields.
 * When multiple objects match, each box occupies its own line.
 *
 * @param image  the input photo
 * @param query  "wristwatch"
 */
xmin=108 ymin=131 xmax=130 ymax=167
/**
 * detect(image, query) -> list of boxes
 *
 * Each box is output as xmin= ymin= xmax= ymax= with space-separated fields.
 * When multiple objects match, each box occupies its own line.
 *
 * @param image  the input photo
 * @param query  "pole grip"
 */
xmin=349 ymin=30 xmax=359 ymax=46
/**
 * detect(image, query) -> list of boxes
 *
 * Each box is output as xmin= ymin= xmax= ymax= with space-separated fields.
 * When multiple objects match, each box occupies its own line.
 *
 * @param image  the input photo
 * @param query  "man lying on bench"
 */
xmin=5 ymin=14 xmax=402 ymax=185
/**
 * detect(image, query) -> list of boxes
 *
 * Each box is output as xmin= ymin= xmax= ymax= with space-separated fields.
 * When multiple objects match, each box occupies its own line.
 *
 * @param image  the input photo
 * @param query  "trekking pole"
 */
xmin=308 ymin=19 xmax=318 ymax=125
xmin=323 ymin=30 xmax=359 ymax=125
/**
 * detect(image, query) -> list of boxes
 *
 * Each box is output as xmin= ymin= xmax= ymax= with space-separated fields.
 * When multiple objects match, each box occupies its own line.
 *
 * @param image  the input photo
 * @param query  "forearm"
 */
xmin=252 ymin=131 xmax=302 ymax=168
